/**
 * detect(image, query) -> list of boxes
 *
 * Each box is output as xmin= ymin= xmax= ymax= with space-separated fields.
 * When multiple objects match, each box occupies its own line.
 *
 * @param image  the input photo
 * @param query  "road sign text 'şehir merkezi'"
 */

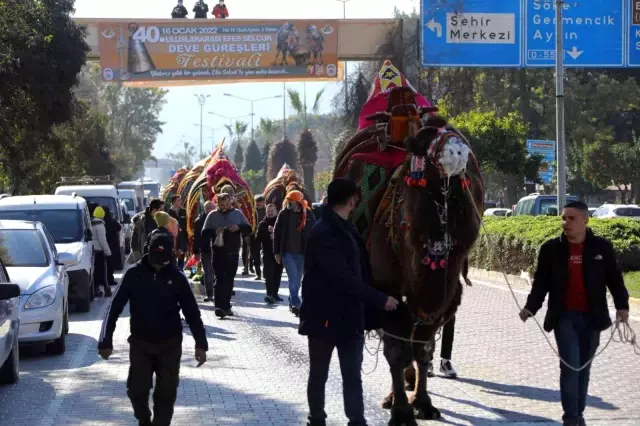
xmin=421 ymin=0 xmax=637 ymax=68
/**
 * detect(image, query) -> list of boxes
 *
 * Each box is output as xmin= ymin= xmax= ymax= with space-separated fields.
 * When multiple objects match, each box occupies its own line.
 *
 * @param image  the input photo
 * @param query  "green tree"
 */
xmin=241 ymin=170 xmax=266 ymax=195
xmin=267 ymin=138 xmax=298 ymax=181
xmin=167 ymin=142 xmax=196 ymax=169
xmin=258 ymin=118 xmax=279 ymax=147
xmin=314 ymin=170 xmax=332 ymax=199
xmin=288 ymin=87 xmax=324 ymax=201
xmin=0 ymin=0 xmax=89 ymax=193
xmin=234 ymin=142 xmax=245 ymax=171
xmin=244 ymin=140 xmax=262 ymax=172
xmin=262 ymin=141 xmax=271 ymax=179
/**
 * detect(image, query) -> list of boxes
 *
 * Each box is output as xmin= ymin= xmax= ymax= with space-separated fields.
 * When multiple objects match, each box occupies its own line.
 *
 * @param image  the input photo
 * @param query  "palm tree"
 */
xmin=234 ymin=120 xmax=248 ymax=145
xmin=287 ymin=85 xmax=324 ymax=201
xmin=259 ymin=118 xmax=279 ymax=147
xmin=224 ymin=124 xmax=234 ymax=151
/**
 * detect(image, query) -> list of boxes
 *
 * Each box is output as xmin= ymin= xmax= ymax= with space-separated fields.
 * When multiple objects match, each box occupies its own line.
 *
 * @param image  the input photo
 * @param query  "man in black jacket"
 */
xmin=202 ymin=193 xmax=252 ymax=318
xmin=255 ymin=203 xmax=282 ymax=304
xmin=98 ymin=233 xmax=207 ymax=426
xmin=193 ymin=201 xmax=216 ymax=302
xmin=300 ymin=178 xmax=398 ymax=426
xmin=520 ymin=201 xmax=629 ymax=426
xmin=248 ymin=195 xmax=266 ymax=280
xmin=129 ymin=199 xmax=165 ymax=264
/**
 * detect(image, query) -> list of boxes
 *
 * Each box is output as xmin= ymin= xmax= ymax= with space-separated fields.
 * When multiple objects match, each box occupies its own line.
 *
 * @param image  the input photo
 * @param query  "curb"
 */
xmin=468 ymin=267 xmax=640 ymax=316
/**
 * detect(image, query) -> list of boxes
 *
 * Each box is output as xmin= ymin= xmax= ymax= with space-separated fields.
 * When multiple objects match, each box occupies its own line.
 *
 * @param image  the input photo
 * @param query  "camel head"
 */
xmin=397 ymin=116 xmax=476 ymax=322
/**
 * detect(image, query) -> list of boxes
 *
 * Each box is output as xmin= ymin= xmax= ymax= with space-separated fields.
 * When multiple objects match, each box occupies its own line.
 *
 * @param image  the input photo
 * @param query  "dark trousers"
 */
xmin=94 ymin=251 xmax=107 ymax=293
xmin=241 ymin=238 xmax=249 ymax=272
xmin=127 ymin=335 xmax=182 ymax=426
xmin=307 ymin=335 xmax=367 ymax=426
xmin=262 ymin=253 xmax=283 ymax=297
xmin=213 ymin=253 xmax=239 ymax=310
xmin=106 ymin=254 xmax=116 ymax=286
xmin=554 ymin=311 xmax=600 ymax=424
xmin=249 ymin=235 xmax=262 ymax=277
xmin=201 ymin=252 xmax=215 ymax=298
xmin=428 ymin=315 xmax=455 ymax=361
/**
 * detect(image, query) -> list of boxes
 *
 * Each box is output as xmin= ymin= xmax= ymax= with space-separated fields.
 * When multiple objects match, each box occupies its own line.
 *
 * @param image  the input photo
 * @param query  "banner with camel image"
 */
xmin=98 ymin=19 xmax=339 ymax=82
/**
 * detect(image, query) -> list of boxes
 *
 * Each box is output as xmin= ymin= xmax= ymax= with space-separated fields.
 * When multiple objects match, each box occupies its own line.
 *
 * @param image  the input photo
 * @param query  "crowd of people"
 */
xmin=92 ymin=180 xmax=629 ymax=426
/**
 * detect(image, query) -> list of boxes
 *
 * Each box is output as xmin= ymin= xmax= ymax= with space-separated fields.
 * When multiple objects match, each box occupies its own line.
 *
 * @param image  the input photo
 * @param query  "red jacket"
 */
xmin=212 ymin=4 xmax=228 ymax=18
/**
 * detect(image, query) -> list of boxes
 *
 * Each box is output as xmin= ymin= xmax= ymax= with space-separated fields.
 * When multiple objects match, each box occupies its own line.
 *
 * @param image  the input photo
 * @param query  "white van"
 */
xmin=118 ymin=181 xmax=145 ymax=211
xmin=0 ymin=195 xmax=95 ymax=312
xmin=55 ymin=184 xmax=128 ymax=269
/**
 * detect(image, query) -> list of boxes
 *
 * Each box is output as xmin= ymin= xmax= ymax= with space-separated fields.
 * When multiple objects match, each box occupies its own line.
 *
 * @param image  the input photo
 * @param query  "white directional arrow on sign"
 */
xmin=566 ymin=46 xmax=584 ymax=60
xmin=426 ymin=18 xmax=442 ymax=38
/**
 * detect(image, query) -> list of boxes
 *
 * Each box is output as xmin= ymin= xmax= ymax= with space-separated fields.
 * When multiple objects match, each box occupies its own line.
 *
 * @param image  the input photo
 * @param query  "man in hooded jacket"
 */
xmin=98 ymin=233 xmax=207 ymax=426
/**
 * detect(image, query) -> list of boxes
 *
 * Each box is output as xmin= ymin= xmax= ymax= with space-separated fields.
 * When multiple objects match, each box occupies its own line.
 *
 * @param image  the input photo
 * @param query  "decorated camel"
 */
xmin=264 ymin=163 xmax=311 ymax=210
xmin=160 ymin=167 xmax=189 ymax=206
xmin=334 ymin=60 xmax=484 ymax=425
xmin=185 ymin=146 xmax=257 ymax=245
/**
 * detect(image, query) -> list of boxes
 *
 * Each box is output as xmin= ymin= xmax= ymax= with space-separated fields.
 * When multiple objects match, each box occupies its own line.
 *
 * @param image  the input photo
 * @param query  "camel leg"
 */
xmin=383 ymin=338 xmax=417 ymax=426
xmin=273 ymin=50 xmax=281 ymax=66
xmin=409 ymin=343 xmax=441 ymax=420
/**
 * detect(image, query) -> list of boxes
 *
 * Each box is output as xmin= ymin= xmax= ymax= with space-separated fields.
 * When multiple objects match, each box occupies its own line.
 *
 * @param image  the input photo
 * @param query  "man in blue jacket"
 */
xmin=98 ymin=233 xmax=208 ymax=426
xmin=299 ymin=178 xmax=398 ymax=426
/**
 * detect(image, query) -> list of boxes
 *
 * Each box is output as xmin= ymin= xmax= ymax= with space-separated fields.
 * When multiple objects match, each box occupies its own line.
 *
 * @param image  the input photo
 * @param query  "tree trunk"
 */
xmin=633 ymin=182 xmax=640 ymax=204
xmin=302 ymin=165 xmax=316 ymax=202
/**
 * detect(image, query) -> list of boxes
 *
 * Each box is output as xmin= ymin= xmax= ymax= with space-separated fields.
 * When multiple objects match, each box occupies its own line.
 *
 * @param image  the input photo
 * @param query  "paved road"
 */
xmin=0 ymin=270 xmax=639 ymax=426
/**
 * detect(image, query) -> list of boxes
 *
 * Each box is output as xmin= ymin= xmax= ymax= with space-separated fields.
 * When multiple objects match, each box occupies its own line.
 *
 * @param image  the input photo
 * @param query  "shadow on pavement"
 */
xmin=19 ymin=333 xmax=100 ymax=371
xmin=454 ymin=377 xmax=618 ymax=411
xmin=433 ymin=392 xmax=560 ymax=424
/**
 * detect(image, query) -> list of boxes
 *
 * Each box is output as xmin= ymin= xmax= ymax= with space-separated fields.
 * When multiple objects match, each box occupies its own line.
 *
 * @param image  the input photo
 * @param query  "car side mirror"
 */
xmin=0 ymin=283 xmax=21 ymax=300
xmin=56 ymin=252 xmax=77 ymax=266
xmin=85 ymin=229 xmax=93 ymax=242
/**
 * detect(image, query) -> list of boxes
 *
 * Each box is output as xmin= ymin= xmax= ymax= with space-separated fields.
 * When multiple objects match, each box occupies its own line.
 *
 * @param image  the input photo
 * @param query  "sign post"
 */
xmin=555 ymin=0 xmax=566 ymax=211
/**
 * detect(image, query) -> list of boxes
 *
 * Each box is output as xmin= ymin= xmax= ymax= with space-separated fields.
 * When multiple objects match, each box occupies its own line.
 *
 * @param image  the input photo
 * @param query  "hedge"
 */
xmin=469 ymin=216 xmax=640 ymax=275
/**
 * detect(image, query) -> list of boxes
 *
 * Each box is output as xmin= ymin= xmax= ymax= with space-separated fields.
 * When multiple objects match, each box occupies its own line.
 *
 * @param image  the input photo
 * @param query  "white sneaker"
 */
xmin=440 ymin=359 xmax=457 ymax=378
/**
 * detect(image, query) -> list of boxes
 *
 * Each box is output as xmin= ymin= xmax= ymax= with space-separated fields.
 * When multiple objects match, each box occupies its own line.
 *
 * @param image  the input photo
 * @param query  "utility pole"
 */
xmin=337 ymin=0 xmax=349 ymax=113
xmin=555 ymin=0 xmax=566 ymax=211
xmin=194 ymin=94 xmax=210 ymax=159
xmin=283 ymin=82 xmax=287 ymax=139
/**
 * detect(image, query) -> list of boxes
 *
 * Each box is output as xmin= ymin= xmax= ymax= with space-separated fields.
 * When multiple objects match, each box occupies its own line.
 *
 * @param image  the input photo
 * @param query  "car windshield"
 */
xmin=122 ymin=198 xmax=135 ymax=212
xmin=493 ymin=210 xmax=507 ymax=216
xmin=614 ymin=207 xmax=640 ymax=217
xmin=83 ymin=197 xmax=119 ymax=217
xmin=0 ymin=209 xmax=81 ymax=243
xmin=0 ymin=229 xmax=48 ymax=267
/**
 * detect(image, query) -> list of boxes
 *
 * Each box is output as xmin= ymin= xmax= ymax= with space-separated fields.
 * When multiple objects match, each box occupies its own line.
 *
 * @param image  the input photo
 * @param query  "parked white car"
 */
xmin=484 ymin=208 xmax=512 ymax=217
xmin=0 ymin=220 xmax=74 ymax=354
xmin=0 ymin=258 xmax=20 ymax=384
xmin=591 ymin=204 xmax=640 ymax=220
xmin=0 ymin=195 xmax=95 ymax=312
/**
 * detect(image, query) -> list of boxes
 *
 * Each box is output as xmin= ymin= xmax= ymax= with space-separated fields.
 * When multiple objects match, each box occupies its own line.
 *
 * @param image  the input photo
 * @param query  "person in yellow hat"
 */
xmin=90 ymin=204 xmax=112 ymax=297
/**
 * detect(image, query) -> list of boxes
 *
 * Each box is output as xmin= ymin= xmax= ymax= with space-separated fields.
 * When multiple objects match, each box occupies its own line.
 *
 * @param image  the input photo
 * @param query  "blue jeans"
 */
xmin=282 ymin=252 xmax=304 ymax=308
xmin=554 ymin=311 xmax=600 ymax=423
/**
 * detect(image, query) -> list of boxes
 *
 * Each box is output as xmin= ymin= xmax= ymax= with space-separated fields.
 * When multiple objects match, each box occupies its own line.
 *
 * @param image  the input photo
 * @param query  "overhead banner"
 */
xmin=98 ymin=19 xmax=339 ymax=82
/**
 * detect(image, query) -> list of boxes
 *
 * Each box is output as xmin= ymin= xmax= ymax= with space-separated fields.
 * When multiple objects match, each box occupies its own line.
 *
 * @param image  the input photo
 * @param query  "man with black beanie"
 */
xmin=98 ymin=233 xmax=208 ymax=426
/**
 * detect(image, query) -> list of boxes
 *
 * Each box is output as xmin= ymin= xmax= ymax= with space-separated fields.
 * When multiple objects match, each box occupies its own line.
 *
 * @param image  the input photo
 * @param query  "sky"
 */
xmin=73 ymin=0 xmax=418 ymax=158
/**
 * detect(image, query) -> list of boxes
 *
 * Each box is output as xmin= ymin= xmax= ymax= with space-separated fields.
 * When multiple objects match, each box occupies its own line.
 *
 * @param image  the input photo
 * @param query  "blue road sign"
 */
xmin=526 ymin=139 xmax=555 ymax=183
xmin=628 ymin=0 xmax=640 ymax=66
xmin=421 ymin=0 xmax=523 ymax=67
xmin=524 ymin=0 xmax=624 ymax=67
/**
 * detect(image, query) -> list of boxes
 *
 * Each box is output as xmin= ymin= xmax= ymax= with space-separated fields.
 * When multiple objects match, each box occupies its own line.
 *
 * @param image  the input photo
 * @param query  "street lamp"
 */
xmin=193 ymin=123 xmax=223 ymax=152
xmin=222 ymin=93 xmax=283 ymax=141
xmin=336 ymin=0 xmax=350 ymax=111
xmin=194 ymin=94 xmax=210 ymax=159
xmin=208 ymin=111 xmax=255 ymax=148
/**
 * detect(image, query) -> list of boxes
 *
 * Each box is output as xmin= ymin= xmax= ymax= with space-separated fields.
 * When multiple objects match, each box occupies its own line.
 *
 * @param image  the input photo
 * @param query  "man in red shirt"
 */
xmin=520 ymin=201 xmax=629 ymax=426
xmin=212 ymin=0 xmax=229 ymax=18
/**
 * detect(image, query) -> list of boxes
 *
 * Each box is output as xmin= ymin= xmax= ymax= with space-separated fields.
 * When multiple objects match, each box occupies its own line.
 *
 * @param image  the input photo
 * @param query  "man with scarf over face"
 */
xmin=202 ymin=193 xmax=252 ymax=319
xmin=212 ymin=0 xmax=229 ymax=18
xmin=273 ymin=190 xmax=315 ymax=316
xmin=193 ymin=0 xmax=209 ymax=19
xmin=98 ymin=233 xmax=207 ymax=426
xmin=171 ymin=0 xmax=188 ymax=18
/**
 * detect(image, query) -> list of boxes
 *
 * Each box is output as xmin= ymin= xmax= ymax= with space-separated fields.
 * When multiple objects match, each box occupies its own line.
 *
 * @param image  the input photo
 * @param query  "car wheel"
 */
xmin=46 ymin=315 xmax=66 ymax=355
xmin=63 ymin=305 xmax=69 ymax=335
xmin=0 ymin=337 xmax=19 ymax=384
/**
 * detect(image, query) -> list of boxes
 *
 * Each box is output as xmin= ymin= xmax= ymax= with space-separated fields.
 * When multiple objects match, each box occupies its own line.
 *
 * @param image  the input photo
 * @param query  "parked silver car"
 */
xmin=0 ymin=220 xmax=74 ymax=354
xmin=0 ymin=258 xmax=20 ymax=384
